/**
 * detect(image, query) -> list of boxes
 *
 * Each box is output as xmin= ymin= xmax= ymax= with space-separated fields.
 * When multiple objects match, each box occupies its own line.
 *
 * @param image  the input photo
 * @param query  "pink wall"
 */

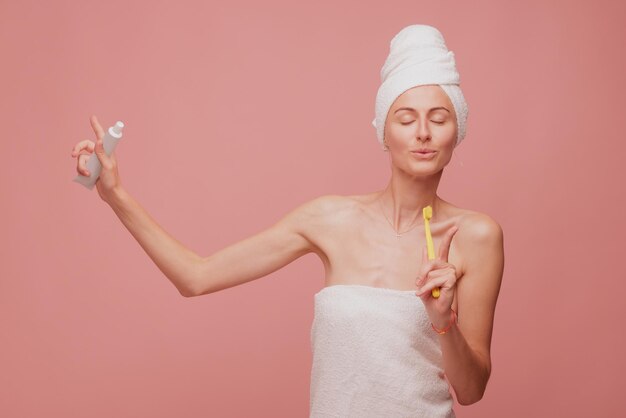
xmin=1 ymin=0 xmax=625 ymax=416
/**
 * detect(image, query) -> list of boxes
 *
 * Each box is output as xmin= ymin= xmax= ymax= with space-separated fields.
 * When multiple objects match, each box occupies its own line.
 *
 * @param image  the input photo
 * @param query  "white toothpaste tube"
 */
xmin=73 ymin=121 xmax=125 ymax=190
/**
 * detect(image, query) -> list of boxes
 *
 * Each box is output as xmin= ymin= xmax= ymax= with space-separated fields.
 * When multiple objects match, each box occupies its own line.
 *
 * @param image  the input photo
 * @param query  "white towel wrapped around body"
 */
xmin=310 ymin=284 xmax=456 ymax=418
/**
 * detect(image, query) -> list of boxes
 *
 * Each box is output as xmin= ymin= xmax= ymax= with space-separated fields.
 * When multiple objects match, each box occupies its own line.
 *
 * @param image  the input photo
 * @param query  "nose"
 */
xmin=416 ymin=122 xmax=432 ymax=141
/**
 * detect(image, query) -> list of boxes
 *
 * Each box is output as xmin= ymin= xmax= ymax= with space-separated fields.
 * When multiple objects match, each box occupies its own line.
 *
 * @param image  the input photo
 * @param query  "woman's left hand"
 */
xmin=415 ymin=225 xmax=459 ymax=329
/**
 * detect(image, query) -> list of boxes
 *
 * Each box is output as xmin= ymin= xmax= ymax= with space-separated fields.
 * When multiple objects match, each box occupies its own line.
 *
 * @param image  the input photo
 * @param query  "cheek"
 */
xmin=387 ymin=123 xmax=419 ymax=144
xmin=436 ymin=122 xmax=456 ymax=137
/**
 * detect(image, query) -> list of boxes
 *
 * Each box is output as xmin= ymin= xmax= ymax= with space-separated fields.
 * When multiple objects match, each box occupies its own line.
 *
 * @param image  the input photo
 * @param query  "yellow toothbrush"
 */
xmin=422 ymin=205 xmax=440 ymax=298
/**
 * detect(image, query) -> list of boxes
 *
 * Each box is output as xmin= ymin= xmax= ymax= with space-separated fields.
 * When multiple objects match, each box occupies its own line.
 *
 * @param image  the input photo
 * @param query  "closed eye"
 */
xmin=401 ymin=121 xmax=445 ymax=125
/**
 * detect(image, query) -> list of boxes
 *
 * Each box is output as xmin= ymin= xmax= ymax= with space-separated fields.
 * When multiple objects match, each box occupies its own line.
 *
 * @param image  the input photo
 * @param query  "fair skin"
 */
xmin=71 ymin=85 xmax=503 ymax=406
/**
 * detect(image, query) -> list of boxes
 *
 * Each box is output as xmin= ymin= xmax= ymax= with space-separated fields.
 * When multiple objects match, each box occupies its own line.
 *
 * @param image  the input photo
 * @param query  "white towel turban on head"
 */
xmin=372 ymin=24 xmax=469 ymax=149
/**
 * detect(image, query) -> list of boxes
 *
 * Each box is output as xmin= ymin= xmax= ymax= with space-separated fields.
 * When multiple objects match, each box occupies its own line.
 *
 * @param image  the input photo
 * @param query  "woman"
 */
xmin=71 ymin=24 xmax=503 ymax=417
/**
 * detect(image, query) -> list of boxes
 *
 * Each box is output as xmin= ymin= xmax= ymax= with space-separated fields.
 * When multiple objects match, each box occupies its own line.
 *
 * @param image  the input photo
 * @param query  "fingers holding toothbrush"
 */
xmin=415 ymin=225 xmax=459 ymax=318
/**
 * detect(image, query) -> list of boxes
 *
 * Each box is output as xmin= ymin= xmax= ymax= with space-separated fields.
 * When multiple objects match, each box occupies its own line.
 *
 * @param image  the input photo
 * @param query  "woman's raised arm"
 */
xmin=72 ymin=115 xmax=328 ymax=298
xmin=190 ymin=196 xmax=328 ymax=296
xmin=106 ymin=187 xmax=205 ymax=297
xmin=71 ymin=116 xmax=203 ymax=297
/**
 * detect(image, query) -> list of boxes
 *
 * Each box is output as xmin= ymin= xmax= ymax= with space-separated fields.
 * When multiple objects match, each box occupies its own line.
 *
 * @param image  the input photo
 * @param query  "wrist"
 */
xmin=431 ymin=308 xmax=457 ymax=335
xmin=106 ymin=186 xmax=128 ymax=207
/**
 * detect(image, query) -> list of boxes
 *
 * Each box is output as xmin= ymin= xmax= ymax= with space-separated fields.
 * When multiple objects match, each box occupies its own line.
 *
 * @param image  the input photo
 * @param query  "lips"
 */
xmin=411 ymin=150 xmax=437 ymax=159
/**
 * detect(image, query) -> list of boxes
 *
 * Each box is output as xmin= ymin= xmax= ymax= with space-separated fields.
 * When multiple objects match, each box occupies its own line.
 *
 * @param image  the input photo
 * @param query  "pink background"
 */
xmin=1 ymin=0 xmax=625 ymax=416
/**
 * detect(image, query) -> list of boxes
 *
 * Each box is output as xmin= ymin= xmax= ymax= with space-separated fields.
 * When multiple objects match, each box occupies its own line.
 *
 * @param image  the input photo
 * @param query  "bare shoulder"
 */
xmin=286 ymin=194 xmax=355 ymax=223
xmin=305 ymin=193 xmax=356 ymax=214
xmin=281 ymin=193 xmax=356 ymax=241
xmin=440 ymin=203 xmax=504 ymax=277
xmin=456 ymin=209 xmax=504 ymax=244
xmin=284 ymin=194 xmax=348 ymax=217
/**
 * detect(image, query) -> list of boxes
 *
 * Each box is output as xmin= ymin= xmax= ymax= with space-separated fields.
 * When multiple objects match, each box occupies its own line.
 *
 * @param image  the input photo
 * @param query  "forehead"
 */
xmin=391 ymin=85 xmax=452 ymax=111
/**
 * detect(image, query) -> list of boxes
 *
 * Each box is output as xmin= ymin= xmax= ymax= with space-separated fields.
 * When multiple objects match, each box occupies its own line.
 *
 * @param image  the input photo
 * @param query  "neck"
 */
xmin=380 ymin=168 xmax=443 ymax=232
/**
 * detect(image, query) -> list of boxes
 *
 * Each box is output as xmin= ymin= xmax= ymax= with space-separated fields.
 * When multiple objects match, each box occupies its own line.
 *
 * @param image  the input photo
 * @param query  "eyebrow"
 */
xmin=394 ymin=106 xmax=450 ymax=114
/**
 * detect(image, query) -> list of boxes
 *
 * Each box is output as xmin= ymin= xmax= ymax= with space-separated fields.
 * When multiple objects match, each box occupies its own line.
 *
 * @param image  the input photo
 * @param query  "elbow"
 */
xmin=457 ymin=364 xmax=491 ymax=406
xmin=457 ymin=384 xmax=487 ymax=406
xmin=179 ymin=256 xmax=208 ymax=297
xmin=457 ymin=390 xmax=485 ymax=406
xmin=178 ymin=285 xmax=196 ymax=298
xmin=175 ymin=271 xmax=198 ymax=297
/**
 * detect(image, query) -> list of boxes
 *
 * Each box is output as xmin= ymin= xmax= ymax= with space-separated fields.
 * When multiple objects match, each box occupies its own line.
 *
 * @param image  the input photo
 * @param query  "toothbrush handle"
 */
xmin=424 ymin=220 xmax=441 ymax=298
xmin=425 ymin=221 xmax=435 ymax=260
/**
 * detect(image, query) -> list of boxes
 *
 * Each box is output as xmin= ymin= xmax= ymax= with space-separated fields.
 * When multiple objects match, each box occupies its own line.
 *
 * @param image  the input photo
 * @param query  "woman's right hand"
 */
xmin=71 ymin=115 xmax=123 ymax=204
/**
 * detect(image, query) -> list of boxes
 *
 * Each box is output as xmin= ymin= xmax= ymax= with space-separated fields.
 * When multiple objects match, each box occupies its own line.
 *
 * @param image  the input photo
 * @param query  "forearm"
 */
xmin=106 ymin=187 xmax=201 ymax=296
xmin=436 ymin=316 xmax=490 ymax=406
